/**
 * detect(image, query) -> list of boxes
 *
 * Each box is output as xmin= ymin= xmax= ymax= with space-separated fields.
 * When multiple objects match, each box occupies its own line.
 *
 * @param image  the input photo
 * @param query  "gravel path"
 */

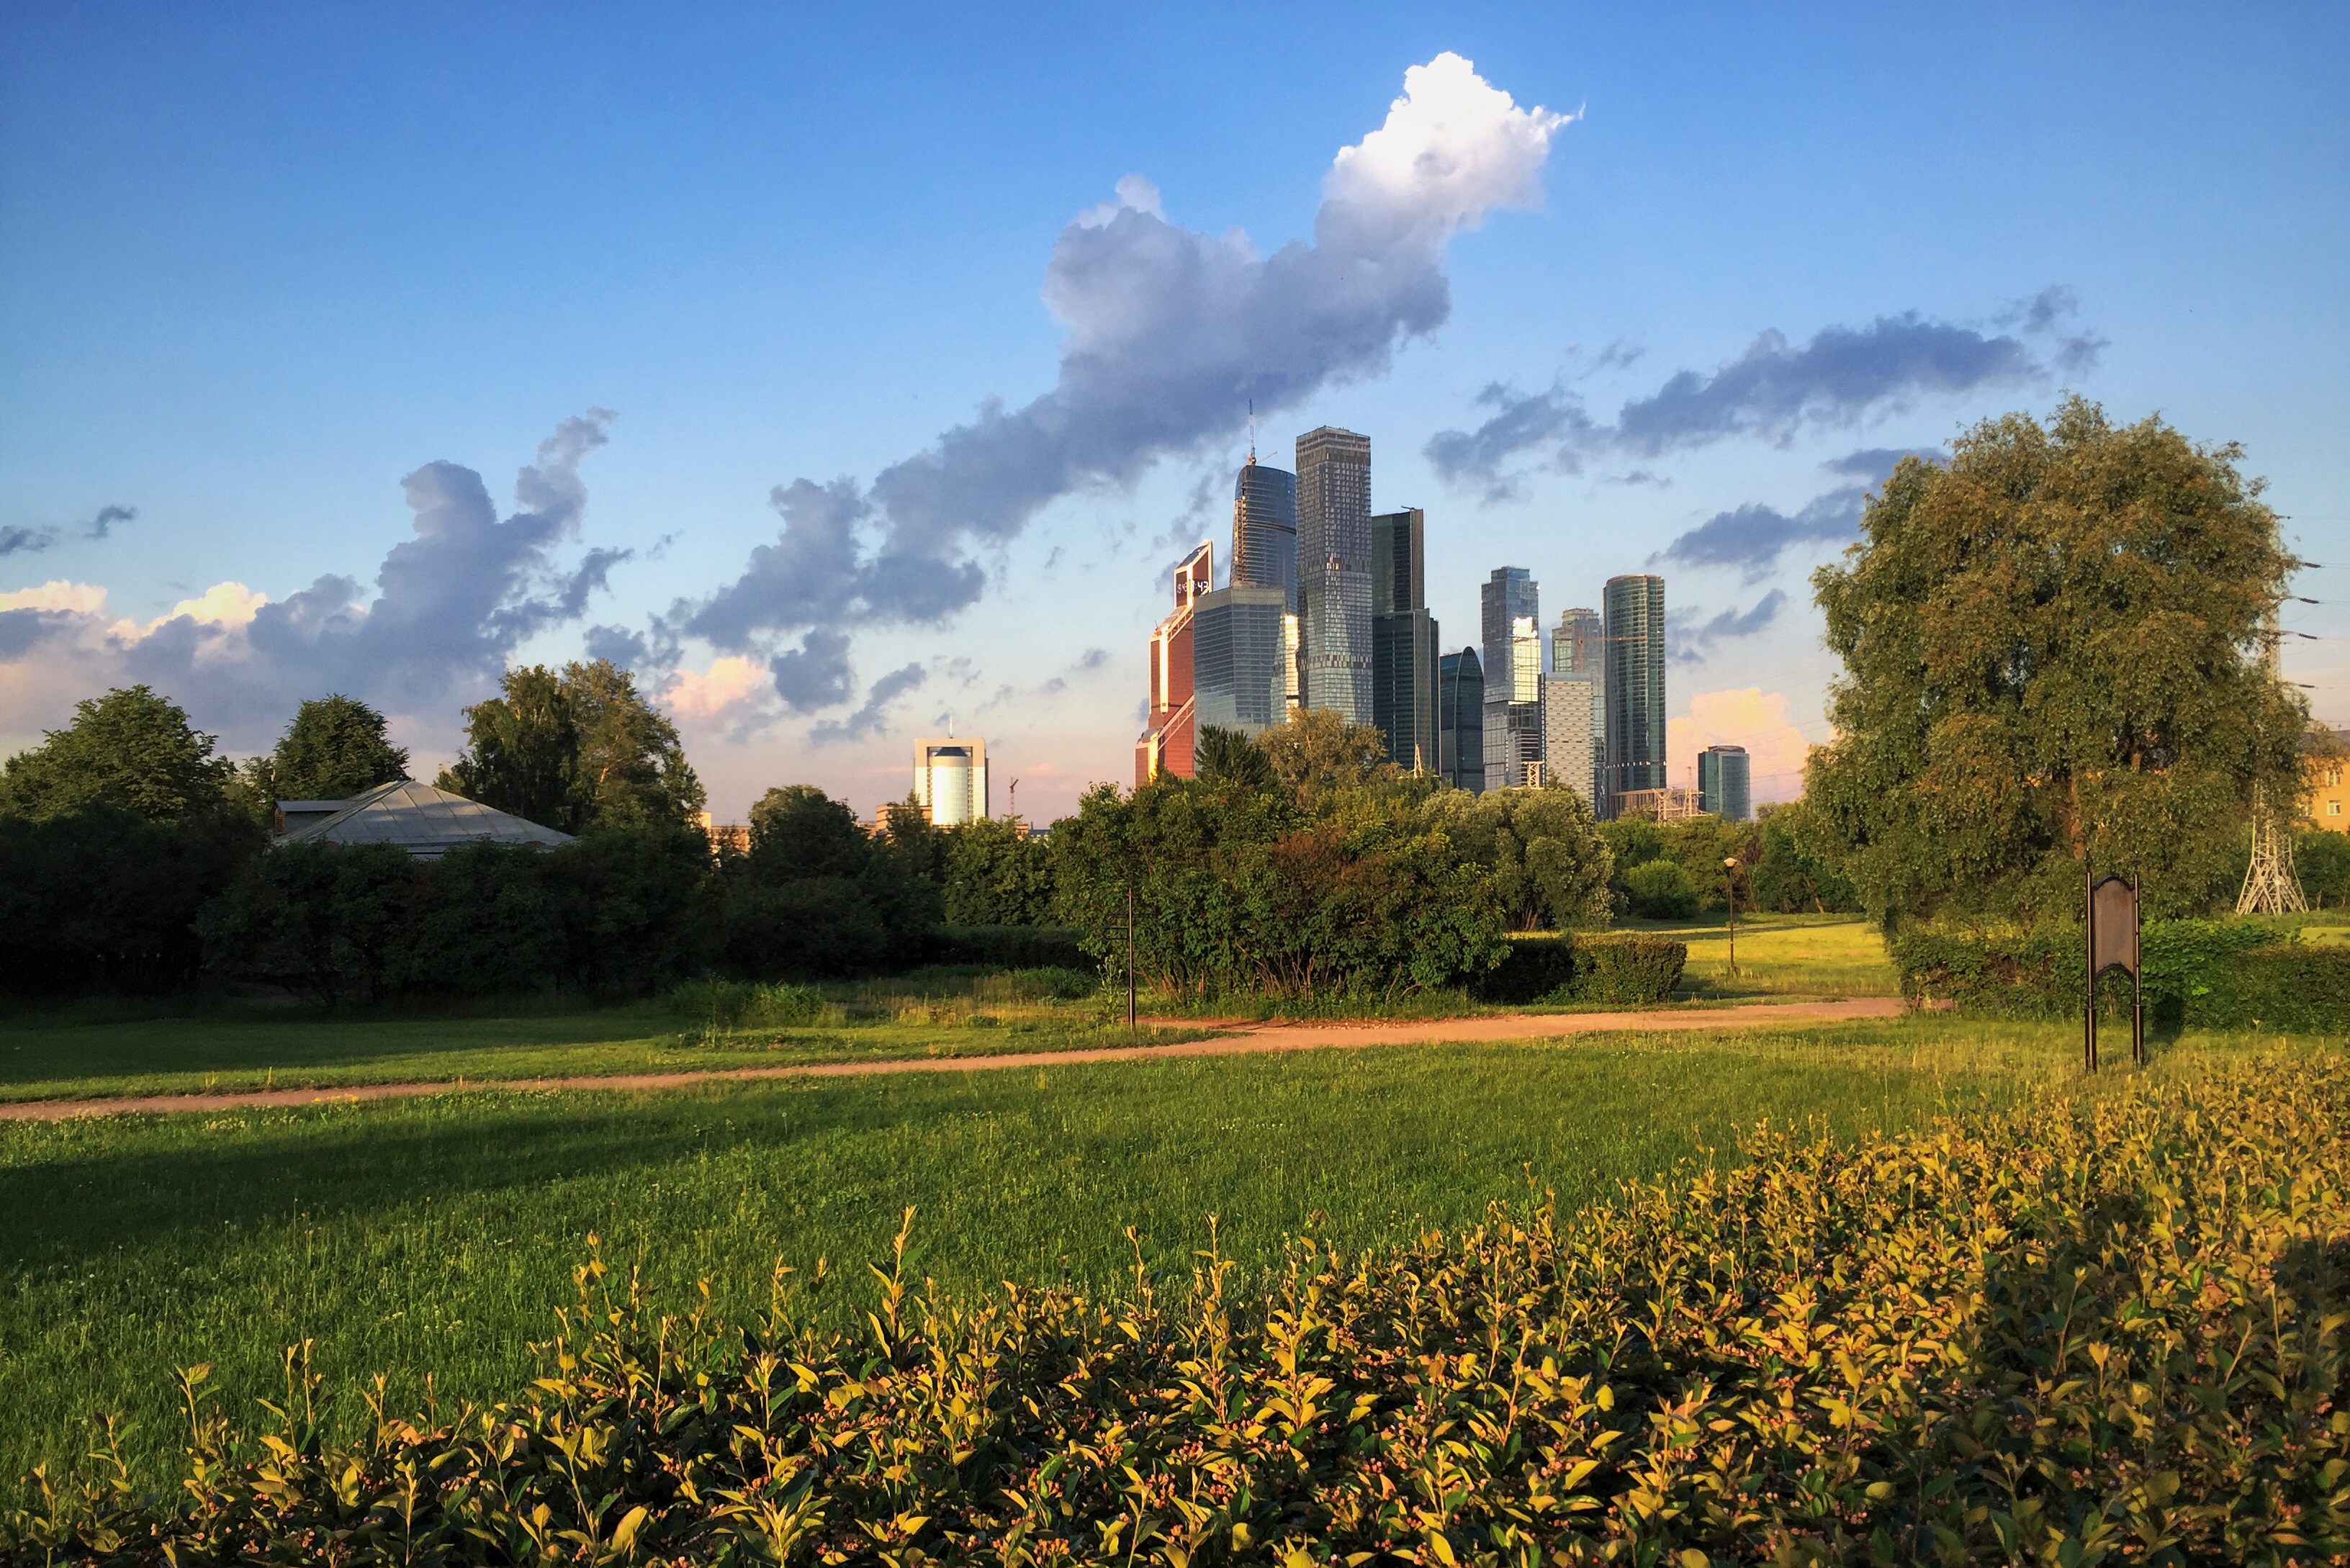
xmin=0 ymin=997 xmax=1907 ymax=1122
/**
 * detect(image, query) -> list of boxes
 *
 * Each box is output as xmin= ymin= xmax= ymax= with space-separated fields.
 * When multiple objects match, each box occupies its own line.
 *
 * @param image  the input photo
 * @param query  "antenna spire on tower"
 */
xmin=1247 ymin=398 xmax=1256 ymax=465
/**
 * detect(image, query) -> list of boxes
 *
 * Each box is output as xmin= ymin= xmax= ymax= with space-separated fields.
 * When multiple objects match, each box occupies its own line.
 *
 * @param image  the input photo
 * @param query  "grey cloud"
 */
xmin=1616 ymin=314 xmax=2040 ymax=456
xmin=1997 ymin=284 xmax=2106 ymax=379
xmin=811 ymin=662 xmax=927 ymax=747
xmin=1824 ymin=446 xmax=1948 ymax=484
xmin=1604 ymin=469 xmax=1668 ymax=488
xmin=1670 ymin=589 xmax=1788 ymax=664
xmin=0 ymin=526 xmax=54 ymax=557
xmin=1422 ymin=382 xmax=1592 ymax=500
xmin=0 ymin=608 xmax=73 ymax=657
xmin=84 ymin=505 xmax=137 ymax=540
xmin=1429 ymin=296 xmax=2097 ymax=500
xmin=672 ymin=57 xmax=1568 ymax=697
xmin=1654 ymin=487 xmax=1866 ymax=583
xmin=2 ymin=410 xmax=629 ymax=745
xmin=1078 ymin=646 xmax=1108 ymax=670
xmin=767 ymin=629 xmax=856 ymax=712
xmin=584 ymin=623 xmax=651 ymax=671
xmin=550 ymin=546 xmax=631 ymax=619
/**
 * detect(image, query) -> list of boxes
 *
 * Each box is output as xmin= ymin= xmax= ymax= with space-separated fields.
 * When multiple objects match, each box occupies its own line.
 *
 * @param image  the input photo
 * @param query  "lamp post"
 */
xmin=1723 ymin=856 xmax=1740 ymax=978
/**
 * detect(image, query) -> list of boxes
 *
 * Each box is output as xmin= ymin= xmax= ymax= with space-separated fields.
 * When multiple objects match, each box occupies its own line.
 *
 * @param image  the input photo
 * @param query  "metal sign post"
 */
xmin=2084 ymin=869 xmax=2145 ymax=1071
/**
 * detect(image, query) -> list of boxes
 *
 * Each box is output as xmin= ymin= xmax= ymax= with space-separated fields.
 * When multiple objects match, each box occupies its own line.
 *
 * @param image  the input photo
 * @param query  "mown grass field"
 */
xmin=0 ymin=973 xmax=1194 ymax=1104
xmin=0 ymin=1014 xmax=2302 ymax=1495
xmin=1641 ymin=911 xmax=1901 ymax=998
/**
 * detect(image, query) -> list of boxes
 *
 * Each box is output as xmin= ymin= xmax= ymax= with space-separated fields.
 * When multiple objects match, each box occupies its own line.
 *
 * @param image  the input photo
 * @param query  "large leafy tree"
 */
xmin=1807 ymin=398 xmax=2305 ymax=925
xmin=566 ymin=659 xmax=706 ymax=829
xmin=0 ymin=685 xmax=232 ymax=823
xmin=267 ymin=694 xmax=410 ymax=800
xmin=1256 ymin=709 xmax=1397 ymax=803
xmin=1430 ymin=784 xmax=1613 ymax=931
xmin=441 ymin=660 xmax=703 ymax=833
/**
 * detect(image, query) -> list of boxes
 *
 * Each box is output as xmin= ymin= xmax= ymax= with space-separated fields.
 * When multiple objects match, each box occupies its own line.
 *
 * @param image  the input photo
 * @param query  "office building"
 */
xmin=1551 ymin=606 xmax=1605 ymax=805
xmin=913 ymin=737 xmax=989 ymax=826
xmin=1135 ymin=542 xmax=1213 ymax=784
xmin=1603 ymin=574 xmax=1667 ymax=812
xmin=1552 ymin=606 xmax=1603 ymax=676
xmin=1230 ymin=456 xmax=1298 ymax=613
xmin=1369 ymin=507 xmax=1439 ymax=770
xmin=1698 ymin=744 xmax=1752 ymax=821
xmin=1295 ymin=425 xmax=1374 ymax=723
xmin=1438 ymin=649 xmax=1485 ymax=793
xmin=1192 ymin=584 xmax=1289 ymax=736
xmin=1542 ymin=673 xmax=1598 ymax=811
xmin=1481 ymin=567 xmax=1543 ymax=790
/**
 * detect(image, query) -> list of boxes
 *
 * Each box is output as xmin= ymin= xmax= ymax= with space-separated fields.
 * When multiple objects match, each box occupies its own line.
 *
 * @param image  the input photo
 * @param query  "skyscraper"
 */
xmin=1369 ymin=507 xmax=1439 ymax=771
xmin=1438 ymin=648 xmax=1485 ymax=793
xmin=1135 ymin=542 xmax=1213 ymax=785
xmin=1230 ymin=456 xmax=1298 ymax=613
xmin=913 ymin=738 xmax=989 ymax=826
xmin=1698 ymin=744 xmax=1752 ymax=821
xmin=1542 ymin=674 xmax=1598 ymax=811
xmin=1552 ymin=607 xmax=1605 ymax=806
xmin=1191 ymin=585 xmax=1289 ymax=737
xmin=1295 ymin=425 xmax=1373 ymax=723
xmin=1480 ymin=567 xmax=1542 ymax=790
xmin=1603 ymin=574 xmax=1667 ymax=812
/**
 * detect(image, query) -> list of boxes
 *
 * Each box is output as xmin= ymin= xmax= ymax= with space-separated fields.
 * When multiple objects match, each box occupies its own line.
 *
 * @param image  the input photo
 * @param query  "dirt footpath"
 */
xmin=0 ymin=997 xmax=1907 ymax=1122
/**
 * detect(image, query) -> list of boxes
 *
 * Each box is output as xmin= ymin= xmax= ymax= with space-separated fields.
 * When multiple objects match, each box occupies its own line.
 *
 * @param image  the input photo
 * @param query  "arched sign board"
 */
xmin=2085 ymin=870 xmax=2145 ymax=1071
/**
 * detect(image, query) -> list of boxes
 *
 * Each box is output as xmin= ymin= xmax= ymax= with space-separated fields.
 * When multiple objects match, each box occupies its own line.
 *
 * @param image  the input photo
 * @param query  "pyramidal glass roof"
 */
xmin=276 ymin=780 xmax=574 ymax=857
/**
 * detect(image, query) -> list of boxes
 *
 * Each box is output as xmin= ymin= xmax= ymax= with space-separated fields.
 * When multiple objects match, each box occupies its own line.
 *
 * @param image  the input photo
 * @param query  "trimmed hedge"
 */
xmin=1476 ymin=932 xmax=1686 ymax=1005
xmin=13 ymin=1058 xmax=2346 ymax=1563
xmin=927 ymin=924 xmax=1093 ymax=973
xmin=1890 ymin=916 xmax=2350 ymax=1032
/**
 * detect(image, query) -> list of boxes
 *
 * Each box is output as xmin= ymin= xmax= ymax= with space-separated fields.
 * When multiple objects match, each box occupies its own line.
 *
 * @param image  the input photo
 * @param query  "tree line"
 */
xmin=5 ymin=397 xmax=2341 ymax=996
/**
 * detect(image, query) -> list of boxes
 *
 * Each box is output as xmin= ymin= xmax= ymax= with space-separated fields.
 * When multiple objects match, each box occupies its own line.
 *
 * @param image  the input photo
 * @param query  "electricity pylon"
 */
xmin=2237 ymin=791 xmax=2308 ymax=915
xmin=2238 ymin=601 xmax=2308 ymax=915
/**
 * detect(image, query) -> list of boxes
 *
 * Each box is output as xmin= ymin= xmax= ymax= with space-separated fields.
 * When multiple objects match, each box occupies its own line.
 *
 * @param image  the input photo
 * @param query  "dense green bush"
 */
xmin=1474 ymin=933 xmax=1583 ymax=1002
xmin=941 ymin=817 xmax=1057 ymax=925
xmin=16 ymin=1059 xmax=2344 ymax=1564
xmin=1580 ymin=932 xmax=1690 ymax=1002
xmin=202 ymin=827 xmax=720 ymax=1003
xmin=1888 ymin=916 xmax=2350 ymax=1031
xmin=1055 ymin=773 xmax=1509 ymax=1001
xmin=0 ymin=807 xmax=258 ymax=995
xmin=1621 ymin=857 xmax=1698 ymax=919
xmin=929 ymin=924 xmax=1091 ymax=972
xmin=1475 ymin=932 xmax=1687 ymax=1005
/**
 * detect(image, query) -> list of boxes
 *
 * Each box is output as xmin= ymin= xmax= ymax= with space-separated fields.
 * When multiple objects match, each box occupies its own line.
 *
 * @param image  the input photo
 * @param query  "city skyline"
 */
xmin=4 ymin=11 xmax=2341 ymax=824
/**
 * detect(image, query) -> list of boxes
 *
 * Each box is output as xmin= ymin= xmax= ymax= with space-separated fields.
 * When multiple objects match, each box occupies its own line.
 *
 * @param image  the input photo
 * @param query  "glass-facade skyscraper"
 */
xmin=1369 ymin=508 xmax=1439 ymax=771
xmin=1296 ymin=425 xmax=1373 ymax=723
xmin=1603 ymin=574 xmax=1667 ymax=811
xmin=1551 ymin=607 xmax=1604 ymax=806
xmin=1192 ymin=585 xmax=1289 ymax=736
xmin=1230 ymin=459 xmax=1298 ymax=613
xmin=1480 ymin=567 xmax=1542 ymax=791
xmin=1438 ymin=648 xmax=1485 ymax=793
xmin=1698 ymin=744 xmax=1752 ymax=822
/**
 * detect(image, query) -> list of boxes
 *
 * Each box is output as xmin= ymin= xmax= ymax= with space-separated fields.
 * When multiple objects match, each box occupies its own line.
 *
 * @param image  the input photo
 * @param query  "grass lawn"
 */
xmin=1624 ymin=911 xmax=1901 ymax=999
xmin=0 ymin=1014 xmax=2298 ymax=1493
xmin=0 ymin=985 xmax=1204 ymax=1104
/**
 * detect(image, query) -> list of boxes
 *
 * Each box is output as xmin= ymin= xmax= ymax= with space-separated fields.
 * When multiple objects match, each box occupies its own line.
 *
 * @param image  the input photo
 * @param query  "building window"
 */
xmin=2329 ymin=767 xmax=2344 ymax=787
xmin=2332 ymin=801 xmax=2344 ymax=816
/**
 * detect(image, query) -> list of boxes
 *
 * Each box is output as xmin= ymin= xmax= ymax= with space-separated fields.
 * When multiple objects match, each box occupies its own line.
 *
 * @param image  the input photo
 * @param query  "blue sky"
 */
xmin=4 ymin=3 xmax=2345 ymax=821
